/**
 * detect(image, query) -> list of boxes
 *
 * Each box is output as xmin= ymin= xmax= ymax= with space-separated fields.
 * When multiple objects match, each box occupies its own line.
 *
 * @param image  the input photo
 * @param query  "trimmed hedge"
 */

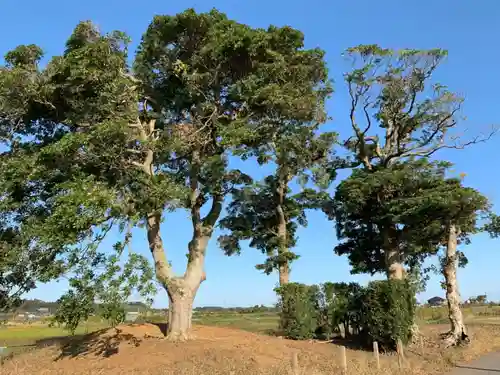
xmin=275 ymin=283 xmax=320 ymax=340
xmin=360 ymin=279 xmax=416 ymax=350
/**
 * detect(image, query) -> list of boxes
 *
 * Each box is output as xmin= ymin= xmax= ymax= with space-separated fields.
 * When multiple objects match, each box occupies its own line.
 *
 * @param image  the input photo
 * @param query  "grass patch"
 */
xmin=0 ymin=322 xmax=109 ymax=347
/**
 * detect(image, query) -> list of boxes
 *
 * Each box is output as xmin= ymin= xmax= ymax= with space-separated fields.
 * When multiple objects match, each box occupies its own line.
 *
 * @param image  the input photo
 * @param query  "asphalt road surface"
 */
xmin=447 ymin=352 xmax=500 ymax=374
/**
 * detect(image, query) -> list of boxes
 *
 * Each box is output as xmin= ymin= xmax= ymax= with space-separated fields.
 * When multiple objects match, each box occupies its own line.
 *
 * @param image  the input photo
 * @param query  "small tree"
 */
xmin=217 ymin=39 xmax=335 ymax=286
xmin=218 ymin=166 xmax=337 ymax=286
xmin=275 ymin=282 xmax=320 ymax=340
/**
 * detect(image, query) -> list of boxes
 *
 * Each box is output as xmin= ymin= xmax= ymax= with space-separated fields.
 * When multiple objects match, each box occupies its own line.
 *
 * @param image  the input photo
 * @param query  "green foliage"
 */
xmin=275 ymin=283 xmax=320 ymax=339
xmin=99 ymin=301 xmax=126 ymax=328
xmin=360 ymin=279 xmax=416 ymax=349
xmin=219 ymin=176 xmax=332 ymax=274
xmin=318 ymin=282 xmax=362 ymax=339
xmin=51 ymin=288 xmax=95 ymax=335
xmin=484 ymin=214 xmax=500 ymax=238
xmin=51 ymin=239 xmax=156 ymax=333
xmin=0 ymin=9 xmax=332 ymax=318
xmin=332 ymin=155 xmax=490 ymax=277
xmin=333 ymin=159 xmax=452 ymax=274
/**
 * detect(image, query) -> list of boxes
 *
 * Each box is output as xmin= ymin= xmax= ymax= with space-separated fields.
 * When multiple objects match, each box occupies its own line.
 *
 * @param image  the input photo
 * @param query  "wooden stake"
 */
xmin=340 ymin=346 xmax=347 ymax=374
xmin=373 ymin=341 xmax=380 ymax=370
xmin=291 ymin=352 xmax=299 ymax=375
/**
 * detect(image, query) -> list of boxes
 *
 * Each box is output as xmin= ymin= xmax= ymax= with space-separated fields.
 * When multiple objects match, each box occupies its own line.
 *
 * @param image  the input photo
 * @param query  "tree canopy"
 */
xmin=0 ymin=9 xmax=334 ymax=338
xmin=218 ymin=126 xmax=338 ymax=283
xmin=0 ymin=13 xmax=498 ymax=347
xmin=330 ymin=45 xmax=494 ymax=280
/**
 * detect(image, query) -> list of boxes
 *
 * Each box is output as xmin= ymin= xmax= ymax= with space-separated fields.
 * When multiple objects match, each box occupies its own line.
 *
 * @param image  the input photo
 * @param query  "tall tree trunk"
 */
xmin=276 ymin=200 xmax=289 ymax=286
xmin=276 ymin=172 xmax=291 ymax=286
xmin=278 ymin=262 xmax=289 ymax=286
xmin=146 ymin=212 xmax=209 ymax=341
xmin=165 ymin=278 xmax=201 ymax=341
xmin=383 ymin=226 xmax=404 ymax=280
xmin=443 ymin=223 xmax=469 ymax=347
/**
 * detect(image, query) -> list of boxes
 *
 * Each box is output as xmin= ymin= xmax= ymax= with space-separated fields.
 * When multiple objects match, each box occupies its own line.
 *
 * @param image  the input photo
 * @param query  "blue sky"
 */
xmin=1 ymin=0 xmax=500 ymax=308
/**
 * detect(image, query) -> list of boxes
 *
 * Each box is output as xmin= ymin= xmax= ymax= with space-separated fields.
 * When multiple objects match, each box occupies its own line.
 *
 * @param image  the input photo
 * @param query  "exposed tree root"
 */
xmin=165 ymin=331 xmax=195 ymax=342
xmin=441 ymin=329 xmax=470 ymax=348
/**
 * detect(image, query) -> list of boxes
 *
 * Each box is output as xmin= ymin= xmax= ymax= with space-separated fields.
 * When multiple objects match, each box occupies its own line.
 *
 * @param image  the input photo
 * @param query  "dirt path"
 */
xmin=447 ymin=352 xmax=500 ymax=374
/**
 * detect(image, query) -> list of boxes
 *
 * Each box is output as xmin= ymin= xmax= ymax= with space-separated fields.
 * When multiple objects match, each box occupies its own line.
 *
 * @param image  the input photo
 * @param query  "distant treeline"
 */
xmin=13 ymin=300 xmax=278 ymax=314
xmin=193 ymin=305 xmax=278 ymax=313
xmin=14 ymin=299 xmax=148 ymax=313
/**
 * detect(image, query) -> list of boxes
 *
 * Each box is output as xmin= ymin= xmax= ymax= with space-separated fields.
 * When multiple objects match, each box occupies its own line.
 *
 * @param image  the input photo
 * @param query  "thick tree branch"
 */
xmin=202 ymin=193 xmax=224 ymax=229
xmin=146 ymin=212 xmax=174 ymax=286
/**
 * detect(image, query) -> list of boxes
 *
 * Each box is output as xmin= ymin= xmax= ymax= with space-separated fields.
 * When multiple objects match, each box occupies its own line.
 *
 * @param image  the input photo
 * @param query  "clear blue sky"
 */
xmin=1 ymin=0 xmax=499 ymax=308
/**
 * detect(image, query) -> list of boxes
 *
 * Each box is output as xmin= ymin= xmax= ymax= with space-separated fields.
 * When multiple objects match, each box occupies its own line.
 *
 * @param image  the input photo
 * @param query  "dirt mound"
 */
xmin=111 ymin=323 xmax=165 ymax=340
xmin=4 ymin=324 xmax=500 ymax=375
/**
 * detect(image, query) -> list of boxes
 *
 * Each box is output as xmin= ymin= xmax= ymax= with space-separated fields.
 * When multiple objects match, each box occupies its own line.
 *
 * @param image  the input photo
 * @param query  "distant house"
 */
xmin=37 ymin=308 xmax=50 ymax=316
xmin=125 ymin=312 xmax=140 ymax=323
xmin=427 ymin=296 xmax=446 ymax=307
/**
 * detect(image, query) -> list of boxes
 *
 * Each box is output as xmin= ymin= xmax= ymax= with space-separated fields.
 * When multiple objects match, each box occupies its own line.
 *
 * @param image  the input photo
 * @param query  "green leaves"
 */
xmin=343 ymin=45 xmax=463 ymax=169
xmin=332 ymin=157 xmax=490 ymax=276
xmin=4 ymin=45 xmax=43 ymax=68
xmin=218 ymin=175 xmax=334 ymax=274
xmin=52 ymin=239 xmax=157 ymax=333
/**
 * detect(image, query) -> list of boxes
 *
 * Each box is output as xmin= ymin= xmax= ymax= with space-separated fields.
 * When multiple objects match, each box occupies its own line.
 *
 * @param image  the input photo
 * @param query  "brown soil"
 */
xmin=3 ymin=324 xmax=500 ymax=375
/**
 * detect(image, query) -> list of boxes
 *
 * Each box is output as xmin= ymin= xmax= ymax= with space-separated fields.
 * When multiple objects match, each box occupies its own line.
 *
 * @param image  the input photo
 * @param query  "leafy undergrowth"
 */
xmin=2 ymin=324 xmax=500 ymax=375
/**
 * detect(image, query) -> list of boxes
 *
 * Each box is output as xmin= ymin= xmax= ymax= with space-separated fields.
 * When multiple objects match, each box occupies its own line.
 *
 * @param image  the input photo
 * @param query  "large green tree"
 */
xmin=333 ymin=159 xmax=457 ymax=278
xmin=218 ymin=126 xmax=337 ymax=285
xmin=333 ymin=45 xmax=493 ymax=280
xmin=0 ymin=10 xmax=330 ymax=340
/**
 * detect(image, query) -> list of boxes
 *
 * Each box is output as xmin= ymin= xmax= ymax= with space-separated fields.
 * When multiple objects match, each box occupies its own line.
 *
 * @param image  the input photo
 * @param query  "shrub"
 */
xmin=318 ymin=282 xmax=363 ymax=339
xmin=360 ymin=279 xmax=416 ymax=350
xmin=99 ymin=301 xmax=126 ymax=328
xmin=51 ymin=289 xmax=95 ymax=335
xmin=275 ymin=283 xmax=320 ymax=340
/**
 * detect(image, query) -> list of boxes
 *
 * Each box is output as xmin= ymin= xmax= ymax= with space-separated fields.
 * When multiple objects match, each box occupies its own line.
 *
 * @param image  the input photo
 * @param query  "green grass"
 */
xmin=416 ymin=304 xmax=500 ymax=324
xmin=0 ymin=312 xmax=279 ymax=349
xmin=193 ymin=311 xmax=279 ymax=334
xmin=3 ymin=306 xmax=500 ymax=353
xmin=0 ymin=322 xmax=109 ymax=347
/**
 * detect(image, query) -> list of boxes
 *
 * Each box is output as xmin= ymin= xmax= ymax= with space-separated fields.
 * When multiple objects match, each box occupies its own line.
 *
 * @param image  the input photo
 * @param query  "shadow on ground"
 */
xmin=34 ymin=322 xmax=168 ymax=360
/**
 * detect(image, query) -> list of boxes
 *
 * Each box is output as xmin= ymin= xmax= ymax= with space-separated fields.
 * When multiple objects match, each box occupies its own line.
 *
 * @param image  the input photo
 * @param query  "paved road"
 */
xmin=447 ymin=352 xmax=500 ymax=374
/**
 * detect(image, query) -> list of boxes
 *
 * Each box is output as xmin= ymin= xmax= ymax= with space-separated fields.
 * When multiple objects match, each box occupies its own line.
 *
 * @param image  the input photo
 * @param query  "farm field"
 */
xmin=2 ymin=307 xmax=500 ymax=375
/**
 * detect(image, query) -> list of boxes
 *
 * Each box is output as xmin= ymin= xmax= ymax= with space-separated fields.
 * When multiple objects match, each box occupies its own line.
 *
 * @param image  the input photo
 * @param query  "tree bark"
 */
xmin=146 ymin=212 xmax=208 ymax=341
xmin=383 ymin=226 xmax=404 ymax=280
xmin=443 ymin=223 xmax=469 ymax=347
xmin=165 ymin=280 xmax=198 ymax=341
xmin=276 ymin=202 xmax=289 ymax=286
xmin=276 ymin=175 xmax=290 ymax=286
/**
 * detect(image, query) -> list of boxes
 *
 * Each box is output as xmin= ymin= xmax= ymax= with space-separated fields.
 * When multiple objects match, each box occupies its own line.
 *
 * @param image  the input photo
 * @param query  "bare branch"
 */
xmin=410 ymin=128 xmax=497 ymax=158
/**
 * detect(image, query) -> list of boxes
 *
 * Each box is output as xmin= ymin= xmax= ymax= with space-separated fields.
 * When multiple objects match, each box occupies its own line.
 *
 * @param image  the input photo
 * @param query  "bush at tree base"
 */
xmin=275 ymin=283 xmax=320 ymax=340
xmin=275 ymin=279 xmax=416 ymax=350
xmin=318 ymin=282 xmax=364 ymax=339
xmin=360 ymin=279 xmax=416 ymax=350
